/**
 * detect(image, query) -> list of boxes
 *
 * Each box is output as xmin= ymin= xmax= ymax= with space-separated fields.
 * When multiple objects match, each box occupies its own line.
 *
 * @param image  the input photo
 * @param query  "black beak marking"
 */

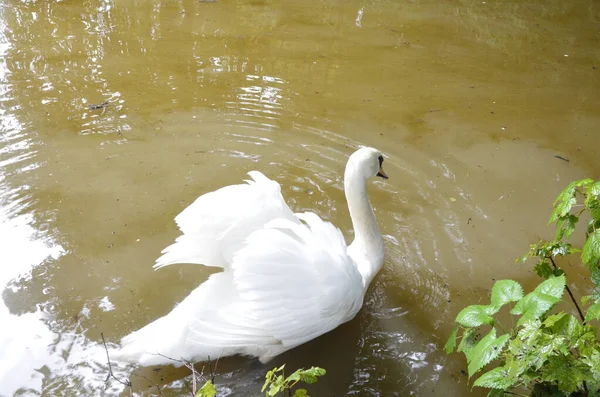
xmin=376 ymin=155 xmax=388 ymax=179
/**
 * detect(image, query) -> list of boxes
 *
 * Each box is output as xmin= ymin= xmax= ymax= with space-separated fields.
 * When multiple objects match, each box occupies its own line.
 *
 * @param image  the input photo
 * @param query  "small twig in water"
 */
xmin=150 ymin=352 xmax=207 ymax=395
xmin=100 ymin=332 xmax=132 ymax=391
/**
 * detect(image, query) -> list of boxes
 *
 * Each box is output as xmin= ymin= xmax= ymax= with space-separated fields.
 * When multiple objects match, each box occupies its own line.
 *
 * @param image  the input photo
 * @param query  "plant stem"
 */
xmin=548 ymin=257 xmax=586 ymax=323
xmin=495 ymin=319 xmax=509 ymax=335
xmin=504 ymin=391 xmax=530 ymax=397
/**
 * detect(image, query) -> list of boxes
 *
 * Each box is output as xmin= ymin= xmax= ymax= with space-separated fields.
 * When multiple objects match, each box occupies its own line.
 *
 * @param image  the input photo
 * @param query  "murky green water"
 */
xmin=0 ymin=0 xmax=599 ymax=395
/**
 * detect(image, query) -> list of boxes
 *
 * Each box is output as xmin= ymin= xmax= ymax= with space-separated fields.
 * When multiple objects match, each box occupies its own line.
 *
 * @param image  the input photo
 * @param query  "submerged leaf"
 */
xmin=467 ymin=328 xmax=510 ymax=377
xmin=456 ymin=305 xmax=498 ymax=327
xmin=490 ymin=280 xmax=524 ymax=308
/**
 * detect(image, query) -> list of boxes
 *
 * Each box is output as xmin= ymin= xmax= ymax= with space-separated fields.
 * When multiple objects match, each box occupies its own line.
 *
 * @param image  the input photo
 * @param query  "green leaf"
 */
xmin=550 ymin=196 xmax=576 ymax=224
xmin=262 ymin=368 xmax=276 ymax=392
xmin=592 ymin=265 xmax=600 ymax=285
xmin=588 ymin=199 xmax=600 ymax=223
xmin=513 ymin=294 xmax=561 ymax=327
xmin=487 ymin=390 xmax=508 ymax=397
xmin=550 ymin=179 xmax=594 ymax=223
xmin=457 ymin=328 xmax=479 ymax=362
xmin=543 ymin=312 xmax=567 ymax=328
xmin=467 ymin=328 xmax=510 ymax=377
xmin=456 ymin=305 xmax=498 ymax=327
xmin=473 ymin=367 xmax=515 ymax=390
xmin=293 ymin=390 xmax=308 ymax=397
xmin=550 ymin=314 xmax=581 ymax=338
xmin=490 ymin=280 xmax=524 ymax=308
xmin=445 ymin=325 xmax=459 ymax=354
xmin=517 ymin=319 xmax=543 ymax=345
xmin=555 ymin=215 xmax=579 ymax=240
xmin=541 ymin=355 xmax=591 ymax=394
xmin=582 ymin=230 xmax=600 ymax=268
xmin=534 ymin=260 xmax=554 ymax=279
xmin=586 ymin=181 xmax=600 ymax=199
xmin=585 ymin=302 xmax=600 ymax=322
xmin=195 ymin=381 xmax=217 ymax=397
xmin=298 ymin=367 xmax=326 ymax=384
xmin=511 ymin=279 xmax=564 ymax=327
xmin=534 ymin=275 xmax=566 ymax=298
xmin=504 ymin=354 xmax=528 ymax=379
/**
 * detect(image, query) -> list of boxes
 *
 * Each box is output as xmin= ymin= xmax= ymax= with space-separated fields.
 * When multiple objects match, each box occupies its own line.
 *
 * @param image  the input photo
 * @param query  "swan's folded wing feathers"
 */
xmin=155 ymin=171 xmax=298 ymax=269
xmin=231 ymin=213 xmax=364 ymax=347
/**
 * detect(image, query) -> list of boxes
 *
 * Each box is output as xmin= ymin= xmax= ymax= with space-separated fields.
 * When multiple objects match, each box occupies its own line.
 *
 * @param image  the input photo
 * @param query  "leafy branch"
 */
xmin=262 ymin=365 xmax=327 ymax=397
xmin=446 ymin=179 xmax=600 ymax=396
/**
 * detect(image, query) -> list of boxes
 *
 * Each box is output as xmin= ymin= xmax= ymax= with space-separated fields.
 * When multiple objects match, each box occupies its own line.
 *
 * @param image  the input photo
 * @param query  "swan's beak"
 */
xmin=376 ymin=168 xmax=388 ymax=179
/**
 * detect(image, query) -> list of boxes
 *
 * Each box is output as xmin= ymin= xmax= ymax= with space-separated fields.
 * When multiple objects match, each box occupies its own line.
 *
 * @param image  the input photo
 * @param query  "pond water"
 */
xmin=0 ymin=0 xmax=599 ymax=395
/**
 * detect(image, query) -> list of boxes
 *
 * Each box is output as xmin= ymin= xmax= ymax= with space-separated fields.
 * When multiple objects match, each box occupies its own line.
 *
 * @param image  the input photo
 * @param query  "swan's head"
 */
xmin=347 ymin=147 xmax=388 ymax=180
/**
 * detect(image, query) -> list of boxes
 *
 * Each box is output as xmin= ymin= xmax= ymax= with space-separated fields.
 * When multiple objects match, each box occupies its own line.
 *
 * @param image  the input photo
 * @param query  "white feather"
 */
xmin=154 ymin=171 xmax=297 ymax=269
xmin=114 ymin=147 xmax=386 ymax=366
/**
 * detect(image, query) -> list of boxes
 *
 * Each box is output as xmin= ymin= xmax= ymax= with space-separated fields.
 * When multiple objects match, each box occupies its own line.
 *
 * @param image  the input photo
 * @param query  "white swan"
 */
xmin=114 ymin=147 xmax=388 ymax=366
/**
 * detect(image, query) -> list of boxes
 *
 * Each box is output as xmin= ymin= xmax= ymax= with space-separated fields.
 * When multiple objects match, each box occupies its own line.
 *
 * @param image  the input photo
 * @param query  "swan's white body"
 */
xmin=114 ymin=147 xmax=386 ymax=366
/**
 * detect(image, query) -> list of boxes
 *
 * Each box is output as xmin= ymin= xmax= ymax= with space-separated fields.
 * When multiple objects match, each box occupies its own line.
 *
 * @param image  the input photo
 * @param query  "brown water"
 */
xmin=1 ymin=0 xmax=599 ymax=395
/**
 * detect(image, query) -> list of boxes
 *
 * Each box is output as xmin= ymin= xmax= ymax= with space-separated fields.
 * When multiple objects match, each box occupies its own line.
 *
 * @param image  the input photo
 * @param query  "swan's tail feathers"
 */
xmin=111 ymin=315 xmax=188 ymax=367
xmin=155 ymin=171 xmax=297 ymax=270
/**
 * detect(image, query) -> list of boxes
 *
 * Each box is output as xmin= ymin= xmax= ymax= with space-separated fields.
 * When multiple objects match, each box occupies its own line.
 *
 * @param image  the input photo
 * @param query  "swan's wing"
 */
xmin=155 ymin=171 xmax=298 ymax=270
xmin=231 ymin=212 xmax=364 ymax=348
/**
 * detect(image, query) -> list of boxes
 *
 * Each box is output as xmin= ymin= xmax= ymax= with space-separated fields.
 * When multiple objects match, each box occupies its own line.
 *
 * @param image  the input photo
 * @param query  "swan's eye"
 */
xmin=378 ymin=155 xmax=384 ymax=167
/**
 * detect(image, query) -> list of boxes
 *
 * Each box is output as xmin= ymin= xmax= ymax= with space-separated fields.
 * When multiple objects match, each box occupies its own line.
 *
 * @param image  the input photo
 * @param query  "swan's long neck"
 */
xmin=345 ymin=167 xmax=384 ymax=290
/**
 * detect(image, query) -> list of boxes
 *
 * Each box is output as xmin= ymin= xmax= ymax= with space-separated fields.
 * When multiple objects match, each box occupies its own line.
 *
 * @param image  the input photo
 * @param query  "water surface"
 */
xmin=0 ymin=0 xmax=599 ymax=395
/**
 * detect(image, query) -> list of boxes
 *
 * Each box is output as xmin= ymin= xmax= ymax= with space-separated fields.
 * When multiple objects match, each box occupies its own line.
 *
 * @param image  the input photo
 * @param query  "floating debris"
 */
xmin=87 ymin=101 xmax=110 ymax=110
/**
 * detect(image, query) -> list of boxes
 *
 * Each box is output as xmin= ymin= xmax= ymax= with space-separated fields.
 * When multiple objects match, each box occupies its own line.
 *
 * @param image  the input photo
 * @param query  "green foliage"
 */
xmin=456 ymin=305 xmax=498 ymax=327
xmin=194 ymin=365 xmax=326 ymax=397
xmin=467 ymin=328 xmax=511 ymax=377
xmin=510 ymin=276 xmax=565 ymax=326
xmin=447 ymin=179 xmax=600 ymax=397
xmin=490 ymin=280 xmax=524 ymax=307
xmin=261 ymin=365 xmax=326 ymax=397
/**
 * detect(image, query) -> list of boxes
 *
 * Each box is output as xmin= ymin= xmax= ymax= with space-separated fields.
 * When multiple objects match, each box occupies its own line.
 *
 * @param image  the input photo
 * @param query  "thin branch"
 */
xmin=548 ymin=257 xmax=589 ymax=396
xmin=130 ymin=373 xmax=165 ymax=397
xmin=100 ymin=332 xmax=133 ymax=392
xmin=207 ymin=356 xmax=216 ymax=383
xmin=148 ymin=352 xmax=207 ymax=395
xmin=548 ymin=257 xmax=586 ymax=323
